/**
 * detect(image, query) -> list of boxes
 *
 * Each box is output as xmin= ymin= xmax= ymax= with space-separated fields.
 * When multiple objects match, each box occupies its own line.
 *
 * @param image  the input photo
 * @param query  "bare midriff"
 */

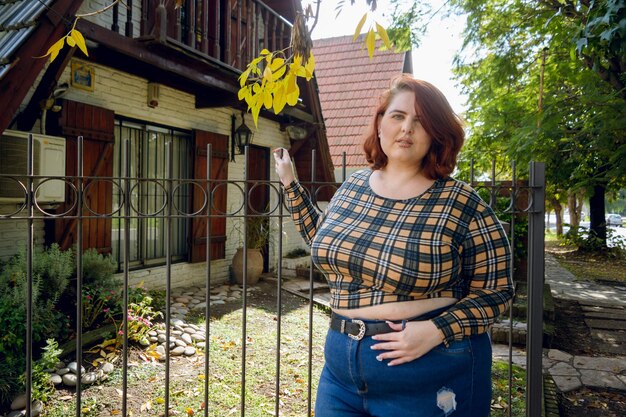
xmin=333 ymin=297 xmax=458 ymax=321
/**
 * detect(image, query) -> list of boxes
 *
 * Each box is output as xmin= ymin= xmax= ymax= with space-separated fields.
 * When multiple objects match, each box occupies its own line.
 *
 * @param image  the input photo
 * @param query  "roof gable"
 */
xmin=312 ymin=34 xmax=411 ymax=168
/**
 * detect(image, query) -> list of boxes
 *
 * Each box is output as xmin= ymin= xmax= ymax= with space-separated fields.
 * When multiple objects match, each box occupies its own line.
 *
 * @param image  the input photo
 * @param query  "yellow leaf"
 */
xmin=270 ymin=58 xmax=286 ymax=79
xmin=304 ymin=52 xmax=315 ymax=80
xmin=286 ymin=73 xmax=297 ymax=95
xmin=111 ymin=410 xmax=121 ymax=415
xmin=286 ymin=88 xmax=299 ymax=106
xmin=366 ymin=28 xmax=376 ymax=59
xmin=155 ymin=397 xmax=165 ymax=404
xmin=251 ymin=106 xmax=261 ymax=127
xmin=260 ymin=49 xmax=271 ymax=55
xmin=70 ymin=29 xmax=89 ymax=56
xmin=263 ymin=90 xmax=272 ymax=109
xmin=238 ymin=68 xmax=251 ymax=87
xmin=376 ymin=23 xmax=393 ymax=50
xmin=186 ymin=407 xmax=194 ymax=416
xmin=263 ymin=65 xmax=273 ymax=83
xmin=354 ymin=13 xmax=368 ymax=40
xmin=66 ymin=36 xmax=76 ymax=47
xmin=273 ymin=83 xmax=286 ymax=114
xmin=38 ymin=37 xmax=65 ymax=63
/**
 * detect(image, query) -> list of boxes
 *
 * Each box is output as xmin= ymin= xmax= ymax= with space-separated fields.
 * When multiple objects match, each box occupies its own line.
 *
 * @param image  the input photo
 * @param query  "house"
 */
xmin=312 ymin=34 xmax=412 ymax=179
xmin=0 ymin=0 xmax=334 ymax=288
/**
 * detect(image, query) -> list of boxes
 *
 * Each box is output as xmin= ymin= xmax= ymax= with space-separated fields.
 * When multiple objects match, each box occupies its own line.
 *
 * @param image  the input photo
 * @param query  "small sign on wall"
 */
xmin=70 ymin=62 xmax=95 ymax=92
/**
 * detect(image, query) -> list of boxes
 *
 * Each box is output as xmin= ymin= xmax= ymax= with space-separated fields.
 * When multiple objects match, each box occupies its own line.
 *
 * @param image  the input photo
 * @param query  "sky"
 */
xmin=307 ymin=0 xmax=467 ymax=114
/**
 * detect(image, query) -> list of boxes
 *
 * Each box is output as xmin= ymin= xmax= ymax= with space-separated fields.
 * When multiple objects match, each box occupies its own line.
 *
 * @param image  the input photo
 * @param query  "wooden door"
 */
xmin=191 ymin=130 xmax=229 ymax=263
xmin=246 ymin=145 xmax=269 ymax=271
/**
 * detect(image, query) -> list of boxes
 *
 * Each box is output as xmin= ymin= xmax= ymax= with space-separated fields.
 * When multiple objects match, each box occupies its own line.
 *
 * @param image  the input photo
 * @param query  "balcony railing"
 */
xmin=106 ymin=0 xmax=293 ymax=72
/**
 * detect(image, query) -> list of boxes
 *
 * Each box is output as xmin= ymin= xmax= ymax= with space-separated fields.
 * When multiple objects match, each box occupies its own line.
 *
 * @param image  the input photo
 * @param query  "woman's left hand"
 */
xmin=370 ymin=320 xmax=444 ymax=366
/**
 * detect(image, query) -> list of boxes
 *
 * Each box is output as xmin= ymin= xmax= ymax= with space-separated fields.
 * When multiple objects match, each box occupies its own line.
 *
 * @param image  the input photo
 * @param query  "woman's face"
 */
xmin=378 ymin=90 xmax=432 ymax=168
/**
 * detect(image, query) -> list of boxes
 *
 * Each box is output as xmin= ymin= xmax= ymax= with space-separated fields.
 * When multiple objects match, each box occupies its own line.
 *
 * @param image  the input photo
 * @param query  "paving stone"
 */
xmin=548 ymin=362 xmax=579 ymax=377
xmin=585 ymin=318 xmax=626 ymax=330
xmin=551 ymin=375 xmax=582 ymax=393
xmin=572 ymin=356 xmax=626 ymax=372
xmin=580 ymin=369 xmax=626 ymax=390
xmin=547 ymin=349 xmax=573 ymax=363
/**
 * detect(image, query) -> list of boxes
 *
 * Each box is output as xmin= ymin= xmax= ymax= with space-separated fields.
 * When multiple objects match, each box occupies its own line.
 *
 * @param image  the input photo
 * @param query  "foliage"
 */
xmin=90 ymin=289 xmax=162 ymax=367
xmin=79 ymin=249 xmax=120 ymax=330
xmin=491 ymin=360 xmax=526 ymax=417
xmin=284 ymin=248 xmax=309 ymax=259
xmin=445 ymin=0 xmax=626 ymax=248
xmin=563 ymin=225 xmax=626 ymax=252
xmin=0 ymin=244 xmax=73 ymax=408
xmin=18 ymin=339 xmax=63 ymax=403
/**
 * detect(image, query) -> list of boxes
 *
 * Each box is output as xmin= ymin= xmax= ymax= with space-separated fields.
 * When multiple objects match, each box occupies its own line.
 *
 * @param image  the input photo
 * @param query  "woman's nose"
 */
xmin=402 ymin=120 xmax=414 ymax=133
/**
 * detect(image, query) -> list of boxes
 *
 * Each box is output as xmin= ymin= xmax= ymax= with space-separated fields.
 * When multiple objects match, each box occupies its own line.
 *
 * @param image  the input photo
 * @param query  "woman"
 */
xmin=273 ymin=74 xmax=513 ymax=417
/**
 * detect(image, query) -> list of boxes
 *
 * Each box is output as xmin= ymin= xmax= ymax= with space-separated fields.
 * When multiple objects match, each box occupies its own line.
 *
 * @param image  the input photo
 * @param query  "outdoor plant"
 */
xmin=91 ymin=289 xmax=162 ymax=367
xmin=79 ymin=249 xmax=120 ymax=330
xmin=18 ymin=338 xmax=63 ymax=403
xmin=0 ymin=244 xmax=73 ymax=408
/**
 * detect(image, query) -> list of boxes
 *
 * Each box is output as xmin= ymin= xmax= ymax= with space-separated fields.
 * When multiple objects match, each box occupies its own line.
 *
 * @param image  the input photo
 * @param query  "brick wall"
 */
xmin=0 ymin=214 xmax=45 ymax=262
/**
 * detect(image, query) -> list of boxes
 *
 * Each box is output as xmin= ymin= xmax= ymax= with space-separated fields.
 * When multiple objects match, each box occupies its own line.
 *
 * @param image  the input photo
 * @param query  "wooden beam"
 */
xmin=76 ymin=19 xmax=238 ymax=94
xmin=0 ymin=0 xmax=84 ymax=134
xmin=16 ymin=45 xmax=76 ymax=131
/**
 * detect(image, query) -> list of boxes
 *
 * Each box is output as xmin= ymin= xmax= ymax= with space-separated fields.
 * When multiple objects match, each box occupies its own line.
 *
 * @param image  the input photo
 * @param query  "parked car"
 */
xmin=606 ymin=213 xmax=623 ymax=226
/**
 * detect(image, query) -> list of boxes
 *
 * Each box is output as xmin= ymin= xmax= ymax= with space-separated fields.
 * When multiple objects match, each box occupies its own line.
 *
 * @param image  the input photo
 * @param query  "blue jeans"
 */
xmin=315 ymin=313 xmax=492 ymax=417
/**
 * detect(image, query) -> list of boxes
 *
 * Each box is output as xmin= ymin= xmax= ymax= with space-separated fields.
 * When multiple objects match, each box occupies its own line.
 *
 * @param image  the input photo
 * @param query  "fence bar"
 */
xmin=307 ymin=149 xmax=317 ymax=416
xmin=25 ymin=134 xmax=33 ymax=417
xmin=507 ymin=160 xmax=516 ymax=417
xmin=75 ymin=136 xmax=84 ymax=416
xmin=204 ymin=143 xmax=213 ymax=417
xmin=526 ymin=161 xmax=545 ymax=417
xmin=164 ymin=141 xmax=173 ymax=415
xmin=241 ymin=145 xmax=250 ymax=417
xmin=122 ymin=139 xmax=131 ymax=416
xmin=275 ymin=175 xmax=284 ymax=416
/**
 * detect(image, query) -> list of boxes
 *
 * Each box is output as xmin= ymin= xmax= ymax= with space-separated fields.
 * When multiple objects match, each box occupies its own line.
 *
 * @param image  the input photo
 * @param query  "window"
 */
xmin=112 ymin=119 xmax=192 ymax=269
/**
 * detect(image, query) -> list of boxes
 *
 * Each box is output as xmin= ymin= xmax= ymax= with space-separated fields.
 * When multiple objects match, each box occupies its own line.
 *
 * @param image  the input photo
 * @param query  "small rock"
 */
xmin=56 ymin=367 xmax=70 ymax=376
xmin=67 ymin=362 xmax=85 ymax=375
xmin=181 ymin=333 xmax=193 ymax=345
xmin=196 ymin=342 xmax=206 ymax=349
xmin=49 ymin=374 xmax=62 ymax=385
xmin=101 ymin=362 xmax=115 ymax=374
xmin=171 ymin=346 xmax=185 ymax=356
xmin=184 ymin=347 xmax=196 ymax=356
xmin=172 ymin=319 xmax=185 ymax=326
xmin=10 ymin=393 xmax=27 ymax=410
xmin=191 ymin=333 xmax=206 ymax=342
xmin=81 ymin=372 xmax=98 ymax=385
xmin=175 ymin=339 xmax=187 ymax=348
xmin=62 ymin=373 xmax=77 ymax=387
xmin=54 ymin=361 xmax=66 ymax=370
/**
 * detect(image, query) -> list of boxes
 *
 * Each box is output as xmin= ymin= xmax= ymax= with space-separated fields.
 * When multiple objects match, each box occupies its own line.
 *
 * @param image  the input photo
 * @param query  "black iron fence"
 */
xmin=0 ymin=135 xmax=545 ymax=416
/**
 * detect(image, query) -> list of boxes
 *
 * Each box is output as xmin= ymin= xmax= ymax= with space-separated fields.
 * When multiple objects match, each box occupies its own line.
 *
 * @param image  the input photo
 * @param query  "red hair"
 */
xmin=363 ymin=74 xmax=465 ymax=179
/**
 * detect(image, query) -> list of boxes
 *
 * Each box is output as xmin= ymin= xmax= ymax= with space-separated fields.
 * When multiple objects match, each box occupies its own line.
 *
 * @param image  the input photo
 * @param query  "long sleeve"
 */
xmin=431 ymin=205 xmax=514 ymax=345
xmin=283 ymin=180 xmax=325 ymax=246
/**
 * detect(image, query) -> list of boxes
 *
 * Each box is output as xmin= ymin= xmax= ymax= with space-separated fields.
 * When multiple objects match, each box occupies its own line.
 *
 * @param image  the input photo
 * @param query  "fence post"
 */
xmin=526 ymin=161 xmax=545 ymax=417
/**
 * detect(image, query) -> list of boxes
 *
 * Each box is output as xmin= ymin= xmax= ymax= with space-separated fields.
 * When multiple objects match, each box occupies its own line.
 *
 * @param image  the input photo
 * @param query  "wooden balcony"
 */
xmin=106 ymin=0 xmax=293 ymax=73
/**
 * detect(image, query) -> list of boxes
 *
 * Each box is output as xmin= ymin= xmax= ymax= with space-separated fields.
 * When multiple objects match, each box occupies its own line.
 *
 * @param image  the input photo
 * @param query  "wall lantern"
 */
xmin=285 ymin=124 xmax=308 ymax=140
xmin=231 ymin=111 xmax=254 ymax=161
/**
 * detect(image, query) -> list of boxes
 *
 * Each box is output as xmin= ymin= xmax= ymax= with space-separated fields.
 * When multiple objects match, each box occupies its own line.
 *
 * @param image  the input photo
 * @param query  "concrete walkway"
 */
xmin=282 ymin=253 xmax=626 ymax=394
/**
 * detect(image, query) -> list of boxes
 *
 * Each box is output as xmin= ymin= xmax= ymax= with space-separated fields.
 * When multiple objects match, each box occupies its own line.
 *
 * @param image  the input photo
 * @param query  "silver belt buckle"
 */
xmin=348 ymin=319 xmax=366 ymax=340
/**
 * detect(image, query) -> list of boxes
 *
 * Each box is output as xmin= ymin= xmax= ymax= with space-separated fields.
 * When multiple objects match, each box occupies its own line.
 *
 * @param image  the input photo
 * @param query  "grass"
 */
xmin=545 ymin=239 xmax=626 ymax=284
xmin=41 ymin=284 xmax=527 ymax=417
xmin=491 ymin=361 xmax=527 ymax=417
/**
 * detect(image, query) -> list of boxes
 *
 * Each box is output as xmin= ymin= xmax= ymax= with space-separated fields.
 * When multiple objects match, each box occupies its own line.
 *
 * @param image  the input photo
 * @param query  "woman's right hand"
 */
xmin=273 ymin=148 xmax=296 ymax=187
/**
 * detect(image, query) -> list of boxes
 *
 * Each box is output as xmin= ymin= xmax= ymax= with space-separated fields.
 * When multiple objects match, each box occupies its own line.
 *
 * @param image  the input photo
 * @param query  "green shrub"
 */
xmin=19 ymin=339 xmax=62 ymax=403
xmin=0 ymin=245 xmax=74 ymax=408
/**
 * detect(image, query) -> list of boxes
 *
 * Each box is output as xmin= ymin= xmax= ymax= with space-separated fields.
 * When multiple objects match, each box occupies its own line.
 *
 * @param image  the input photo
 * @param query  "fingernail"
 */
xmin=376 ymin=356 xmax=383 ymax=362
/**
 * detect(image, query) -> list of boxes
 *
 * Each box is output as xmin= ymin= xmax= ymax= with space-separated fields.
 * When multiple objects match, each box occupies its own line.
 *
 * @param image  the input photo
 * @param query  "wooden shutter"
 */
xmin=52 ymin=100 xmax=115 ymax=253
xmin=191 ymin=130 xmax=229 ymax=262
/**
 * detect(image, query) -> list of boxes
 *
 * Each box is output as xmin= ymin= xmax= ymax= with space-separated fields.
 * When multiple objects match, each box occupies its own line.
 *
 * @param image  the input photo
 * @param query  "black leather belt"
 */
xmin=329 ymin=313 xmax=395 ymax=341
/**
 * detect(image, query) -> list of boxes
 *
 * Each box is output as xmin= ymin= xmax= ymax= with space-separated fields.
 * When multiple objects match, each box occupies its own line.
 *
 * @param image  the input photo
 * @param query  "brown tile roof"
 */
xmin=313 ymin=34 xmax=411 ymax=168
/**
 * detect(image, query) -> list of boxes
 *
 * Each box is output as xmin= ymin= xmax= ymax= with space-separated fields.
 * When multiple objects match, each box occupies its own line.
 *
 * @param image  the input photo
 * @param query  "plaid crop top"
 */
xmin=284 ymin=169 xmax=514 ymax=344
